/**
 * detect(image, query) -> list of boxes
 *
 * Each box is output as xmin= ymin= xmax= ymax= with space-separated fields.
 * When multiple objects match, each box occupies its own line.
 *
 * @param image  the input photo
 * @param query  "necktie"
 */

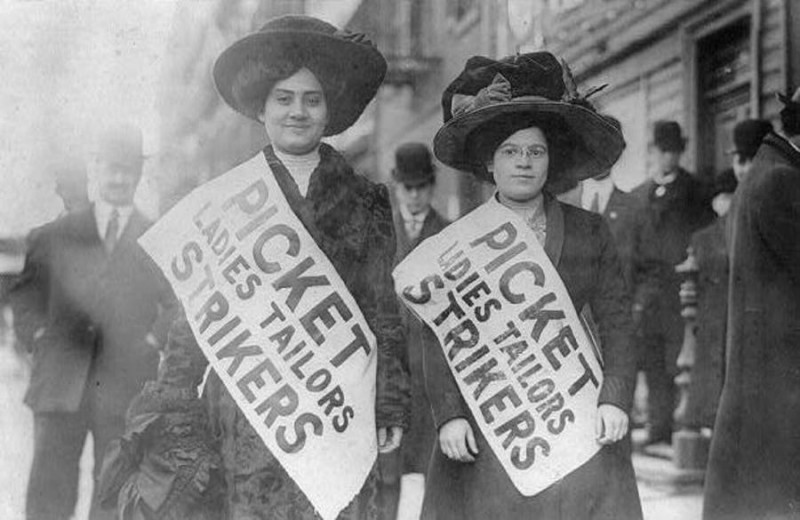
xmin=105 ymin=209 xmax=120 ymax=252
xmin=589 ymin=191 xmax=601 ymax=214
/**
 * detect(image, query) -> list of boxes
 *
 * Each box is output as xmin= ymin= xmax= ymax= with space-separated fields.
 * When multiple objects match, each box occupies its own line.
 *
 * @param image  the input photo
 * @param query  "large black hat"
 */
xmin=433 ymin=52 xmax=624 ymax=184
xmin=652 ymin=121 xmax=687 ymax=152
xmin=730 ymin=119 xmax=773 ymax=159
xmin=392 ymin=143 xmax=436 ymax=186
xmin=213 ymin=15 xmax=387 ymax=136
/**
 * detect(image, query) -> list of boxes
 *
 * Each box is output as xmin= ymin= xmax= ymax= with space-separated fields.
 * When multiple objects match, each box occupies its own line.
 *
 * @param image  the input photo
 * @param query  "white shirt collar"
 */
xmin=581 ymin=176 xmax=615 ymax=214
xmin=273 ymin=146 xmax=321 ymax=197
xmin=95 ymin=199 xmax=135 ymax=241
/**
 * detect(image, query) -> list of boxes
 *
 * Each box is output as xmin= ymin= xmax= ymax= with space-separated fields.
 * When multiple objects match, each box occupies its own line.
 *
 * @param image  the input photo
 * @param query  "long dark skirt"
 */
xmin=422 ymin=422 xmax=642 ymax=520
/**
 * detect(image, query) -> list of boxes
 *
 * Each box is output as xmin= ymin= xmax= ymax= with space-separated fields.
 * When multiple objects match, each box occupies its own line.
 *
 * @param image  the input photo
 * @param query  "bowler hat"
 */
xmin=94 ymin=123 xmax=145 ymax=166
xmin=433 ymin=52 xmax=624 ymax=185
xmin=652 ymin=121 xmax=687 ymax=152
xmin=729 ymin=119 xmax=773 ymax=159
xmin=213 ymin=15 xmax=386 ymax=136
xmin=392 ymin=143 xmax=436 ymax=186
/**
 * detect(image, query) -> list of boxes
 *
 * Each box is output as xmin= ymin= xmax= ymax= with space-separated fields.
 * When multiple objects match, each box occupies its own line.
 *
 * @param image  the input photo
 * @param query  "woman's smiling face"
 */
xmin=489 ymin=126 xmax=550 ymax=203
xmin=260 ymin=67 xmax=329 ymax=155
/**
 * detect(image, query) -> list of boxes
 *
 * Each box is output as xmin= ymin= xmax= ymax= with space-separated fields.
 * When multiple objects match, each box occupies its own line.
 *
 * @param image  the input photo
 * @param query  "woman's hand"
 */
xmin=439 ymin=418 xmax=478 ymax=462
xmin=378 ymin=426 xmax=403 ymax=453
xmin=596 ymin=404 xmax=629 ymax=445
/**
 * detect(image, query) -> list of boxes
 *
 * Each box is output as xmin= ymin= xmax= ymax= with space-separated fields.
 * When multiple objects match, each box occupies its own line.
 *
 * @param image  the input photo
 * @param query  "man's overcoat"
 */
xmin=704 ymin=133 xmax=800 ymax=519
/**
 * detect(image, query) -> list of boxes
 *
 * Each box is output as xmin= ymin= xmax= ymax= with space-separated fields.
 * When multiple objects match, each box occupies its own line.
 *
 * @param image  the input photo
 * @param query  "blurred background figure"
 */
xmin=383 ymin=143 xmax=448 ymax=520
xmin=578 ymin=116 xmax=641 ymax=289
xmin=10 ymin=123 xmax=172 ymax=520
xmin=631 ymin=120 xmax=715 ymax=446
xmin=53 ymin=156 xmax=90 ymax=216
xmin=704 ymin=89 xmax=800 ymax=520
xmin=730 ymin=119 xmax=776 ymax=183
xmin=682 ymin=118 xmax=772 ymax=434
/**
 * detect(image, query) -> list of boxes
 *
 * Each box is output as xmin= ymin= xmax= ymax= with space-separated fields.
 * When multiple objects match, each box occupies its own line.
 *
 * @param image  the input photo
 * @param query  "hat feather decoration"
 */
xmin=560 ymin=59 xmax=607 ymax=108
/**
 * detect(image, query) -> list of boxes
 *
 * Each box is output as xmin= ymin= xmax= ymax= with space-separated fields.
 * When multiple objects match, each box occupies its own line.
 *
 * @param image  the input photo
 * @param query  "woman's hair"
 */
xmin=231 ymin=48 xmax=345 ymax=120
xmin=466 ymin=113 xmax=577 ymax=192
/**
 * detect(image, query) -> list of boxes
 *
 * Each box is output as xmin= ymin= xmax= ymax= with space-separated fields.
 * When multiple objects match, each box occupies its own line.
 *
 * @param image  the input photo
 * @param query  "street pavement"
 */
xmin=0 ymin=333 xmax=703 ymax=520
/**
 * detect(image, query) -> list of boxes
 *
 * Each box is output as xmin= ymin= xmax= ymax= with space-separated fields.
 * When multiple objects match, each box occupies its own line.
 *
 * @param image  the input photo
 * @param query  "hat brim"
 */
xmin=213 ymin=30 xmax=386 ymax=136
xmin=433 ymin=99 xmax=625 ymax=184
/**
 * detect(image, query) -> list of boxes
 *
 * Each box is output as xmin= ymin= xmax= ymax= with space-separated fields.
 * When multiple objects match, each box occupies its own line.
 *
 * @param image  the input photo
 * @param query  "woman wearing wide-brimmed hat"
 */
xmin=98 ymin=15 xmax=409 ymax=520
xmin=420 ymin=52 xmax=642 ymax=519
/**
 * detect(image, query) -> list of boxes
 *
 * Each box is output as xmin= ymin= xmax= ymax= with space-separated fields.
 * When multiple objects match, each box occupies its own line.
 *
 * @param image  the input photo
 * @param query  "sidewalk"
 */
xmin=633 ymin=431 xmax=705 ymax=520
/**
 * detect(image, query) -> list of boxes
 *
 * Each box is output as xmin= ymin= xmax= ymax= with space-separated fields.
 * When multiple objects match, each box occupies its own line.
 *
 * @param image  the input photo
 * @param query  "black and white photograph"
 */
xmin=1 ymin=1 xmax=799 ymax=519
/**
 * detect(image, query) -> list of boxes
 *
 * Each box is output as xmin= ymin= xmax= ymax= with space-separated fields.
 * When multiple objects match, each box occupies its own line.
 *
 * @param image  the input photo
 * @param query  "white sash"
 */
xmin=392 ymin=197 xmax=603 ymax=497
xmin=139 ymin=154 xmax=378 ymax=520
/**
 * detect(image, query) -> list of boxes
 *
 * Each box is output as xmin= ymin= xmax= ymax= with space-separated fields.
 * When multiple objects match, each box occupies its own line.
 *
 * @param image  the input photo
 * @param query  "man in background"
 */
xmin=380 ymin=143 xmax=448 ymax=520
xmin=704 ymin=91 xmax=800 ymax=520
xmin=579 ymin=116 xmax=641 ymax=289
xmin=11 ymin=123 xmax=172 ymax=520
xmin=631 ymin=120 xmax=715 ymax=445
xmin=11 ymin=156 xmax=91 ymax=355
xmin=53 ymin=156 xmax=90 ymax=215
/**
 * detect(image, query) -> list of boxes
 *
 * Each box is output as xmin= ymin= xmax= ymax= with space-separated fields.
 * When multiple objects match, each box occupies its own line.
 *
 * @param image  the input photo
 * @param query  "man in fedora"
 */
xmin=11 ymin=123 xmax=173 ymax=520
xmin=630 ymin=120 xmax=715 ymax=445
xmin=704 ymin=90 xmax=800 ymax=520
xmin=383 ymin=142 xmax=449 ymax=520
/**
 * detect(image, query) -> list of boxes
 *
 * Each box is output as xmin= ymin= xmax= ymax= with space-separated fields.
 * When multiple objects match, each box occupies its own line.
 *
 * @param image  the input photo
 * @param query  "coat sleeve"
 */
xmin=422 ymin=325 xmax=470 ymax=429
xmin=590 ymin=220 xmax=637 ymax=412
xmin=755 ymin=165 xmax=800 ymax=285
xmin=367 ymin=185 xmax=411 ymax=430
xmin=8 ymin=226 xmax=49 ymax=348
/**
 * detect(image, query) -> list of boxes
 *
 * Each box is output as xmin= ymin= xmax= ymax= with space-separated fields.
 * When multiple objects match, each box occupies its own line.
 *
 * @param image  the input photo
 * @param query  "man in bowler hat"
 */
xmin=631 ymin=120 xmax=715 ymax=445
xmin=381 ymin=143 xmax=449 ymax=520
xmin=11 ymin=123 xmax=173 ymax=520
xmin=704 ymin=90 xmax=800 ymax=520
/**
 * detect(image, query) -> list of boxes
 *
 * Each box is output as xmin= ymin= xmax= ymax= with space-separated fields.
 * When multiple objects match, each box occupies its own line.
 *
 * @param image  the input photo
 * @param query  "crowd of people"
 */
xmin=1 ymin=12 xmax=798 ymax=520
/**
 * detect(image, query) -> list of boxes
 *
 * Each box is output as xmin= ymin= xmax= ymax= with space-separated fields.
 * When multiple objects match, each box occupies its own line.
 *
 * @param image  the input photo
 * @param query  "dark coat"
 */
xmin=631 ymin=169 xmax=715 ymax=357
xmin=421 ymin=197 xmax=642 ymax=520
xmin=107 ymin=144 xmax=411 ymax=520
xmin=393 ymin=208 xmax=449 ymax=474
xmin=11 ymin=207 xmax=170 ymax=415
xmin=685 ymin=217 xmax=728 ymax=429
xmin=704 ymin=134 xmax=800 ymax=520
xmin=560 ymin=185 xmax=642 ymax=291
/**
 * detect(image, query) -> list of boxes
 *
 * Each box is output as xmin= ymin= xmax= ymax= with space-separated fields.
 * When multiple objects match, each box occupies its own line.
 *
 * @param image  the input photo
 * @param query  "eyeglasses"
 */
xmin=496 ymin=144 xmax=548 ymax=160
